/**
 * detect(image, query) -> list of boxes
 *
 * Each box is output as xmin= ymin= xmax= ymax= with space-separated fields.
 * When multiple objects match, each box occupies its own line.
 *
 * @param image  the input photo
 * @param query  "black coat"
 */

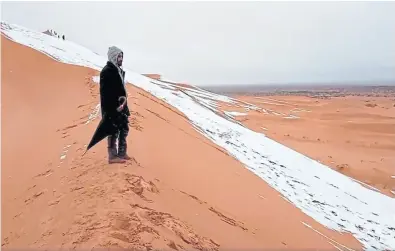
xmin=83 ymin=62 xmax=131 ymax=155
xmin=99 ymin=61 xmax=130 ymax=118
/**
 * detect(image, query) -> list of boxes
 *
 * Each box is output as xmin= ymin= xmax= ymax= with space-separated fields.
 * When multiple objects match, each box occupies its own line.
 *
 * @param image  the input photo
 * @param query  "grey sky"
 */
xmin=2 ymin=1 xmax=395 ymax=86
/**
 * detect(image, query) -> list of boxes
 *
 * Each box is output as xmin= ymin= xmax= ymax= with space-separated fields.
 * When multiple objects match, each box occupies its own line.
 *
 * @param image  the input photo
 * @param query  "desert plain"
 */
xmin=213 ymin=89 xmax=395 ymax=198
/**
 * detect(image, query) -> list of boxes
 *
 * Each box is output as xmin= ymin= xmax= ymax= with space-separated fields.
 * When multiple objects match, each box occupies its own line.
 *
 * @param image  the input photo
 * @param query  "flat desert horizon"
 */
xmin=2 ymin=21 xmax=395 ymax=251
xmin=201 ymin=83 xmax=395 ymax=95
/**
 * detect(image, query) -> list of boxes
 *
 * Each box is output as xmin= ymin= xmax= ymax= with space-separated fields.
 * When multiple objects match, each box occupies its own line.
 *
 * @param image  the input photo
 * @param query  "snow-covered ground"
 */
xmin=2 ymin=21 xmax=394 ymax=250
xmin=224 ymin=111 xmax=248 ymax=117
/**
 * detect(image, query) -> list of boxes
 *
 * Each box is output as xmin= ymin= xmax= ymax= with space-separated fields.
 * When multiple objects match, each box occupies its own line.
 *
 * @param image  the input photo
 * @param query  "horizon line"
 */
xmin=197 ymin=81 xmax=395 ymax=87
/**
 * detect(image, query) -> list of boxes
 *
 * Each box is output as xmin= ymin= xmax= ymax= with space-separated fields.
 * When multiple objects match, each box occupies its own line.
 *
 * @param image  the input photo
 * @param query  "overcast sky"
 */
xmin=2 ymin=1 xmax=395 ymax=86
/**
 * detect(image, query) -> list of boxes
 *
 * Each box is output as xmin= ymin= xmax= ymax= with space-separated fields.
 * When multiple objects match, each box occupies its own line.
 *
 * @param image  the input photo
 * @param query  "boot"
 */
xmin=118 ymin=134 xmax=131 ymax=160
xmin=119 ymin=149 xmax=132 ymax=160
xmin=108 ymin=135 xmax=126 ymax=164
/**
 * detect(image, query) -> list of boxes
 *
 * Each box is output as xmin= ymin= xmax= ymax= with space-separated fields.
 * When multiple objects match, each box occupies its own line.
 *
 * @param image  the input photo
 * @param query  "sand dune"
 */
xmin=1 ymin=35 xmax=359 ymax=251
xmin=223 ymin=95 xmax=395 ymax=198
xmin=2 ymin=21 xmax=395 ymax=250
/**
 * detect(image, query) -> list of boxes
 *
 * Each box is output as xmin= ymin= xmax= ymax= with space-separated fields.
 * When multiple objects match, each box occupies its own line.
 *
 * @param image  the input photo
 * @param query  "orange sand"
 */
xmin=2 ymin=37 xmax=362 ymax=250
xmin=223 ymin=95 xmax=395 ymax=197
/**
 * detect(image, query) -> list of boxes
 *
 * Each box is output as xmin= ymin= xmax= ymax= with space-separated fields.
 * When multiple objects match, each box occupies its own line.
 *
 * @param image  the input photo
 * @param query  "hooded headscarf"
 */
xmin=107 ymin=46 xmax=125 ymax=84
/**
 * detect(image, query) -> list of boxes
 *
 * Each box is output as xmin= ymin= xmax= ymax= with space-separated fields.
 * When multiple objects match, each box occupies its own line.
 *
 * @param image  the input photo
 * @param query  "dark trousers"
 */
xmin=108 ymin=113 xmax=129 ymax=157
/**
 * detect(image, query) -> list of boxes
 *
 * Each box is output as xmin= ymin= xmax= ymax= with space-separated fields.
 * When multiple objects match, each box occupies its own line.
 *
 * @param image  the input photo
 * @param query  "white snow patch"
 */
xmin=258 ymin=195 xmax=266 ymax=200
xmin=290 ymin=108 xmax=311 ymax=113
xmin=349 ymin=178 xmax=381 ymax=193
xmin=302 ymin=222 xmax=355 ymax=251
xmin=224 ymin=111 xmax=247 ymax=117
xmin=256 ymin=97 xmax=295 ymax=105
xmin=85 ymin=104 xmax=101 ymax=125
xmin=284 ymin=115 xmax=299 ymax=119
xmin=59 ymin=144 xmax=71 ymax=162
xmin=331 ymin=243 xmax=344 ymax=251
xmin=92 ymin=75 xmax=100 ymax=84
xmin=3 ymin=21 xmax=395 ymax=251
xmin=259 ymin=101 xmax=286 ymax=106
xmin=261 ymin=127 xmax=268 ymax=131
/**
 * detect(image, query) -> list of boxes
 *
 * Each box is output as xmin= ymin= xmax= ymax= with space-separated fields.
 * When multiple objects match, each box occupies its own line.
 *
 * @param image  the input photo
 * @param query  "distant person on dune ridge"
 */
xmin=99 ymin=46 xmax=131 ymax=164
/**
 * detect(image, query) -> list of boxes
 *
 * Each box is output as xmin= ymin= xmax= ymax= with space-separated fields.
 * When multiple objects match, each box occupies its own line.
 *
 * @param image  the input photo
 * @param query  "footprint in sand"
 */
xmin=59 ymin=144 xmax=72 ymax=166
xmin=129 ymin=204 xmax=220 ymax=251
xmin=34 ymin=169 xmax=53 ymax=178
xmin=208 ymin=207 xmax=248 ymax=231
xmin=179 ymin=190 xmax=248 ymax=232
xmin=179 ymin=191 xmax=207 ymax=205
xmin=124 ymin=174 xmax=159 ymax=202
xmin=24 ymin=190 xmax=45 ymax=205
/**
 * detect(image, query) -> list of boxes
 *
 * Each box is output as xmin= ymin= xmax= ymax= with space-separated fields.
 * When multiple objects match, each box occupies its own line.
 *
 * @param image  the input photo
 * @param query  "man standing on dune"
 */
xmin=99 ymin=46 xmax=131 ymax=163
